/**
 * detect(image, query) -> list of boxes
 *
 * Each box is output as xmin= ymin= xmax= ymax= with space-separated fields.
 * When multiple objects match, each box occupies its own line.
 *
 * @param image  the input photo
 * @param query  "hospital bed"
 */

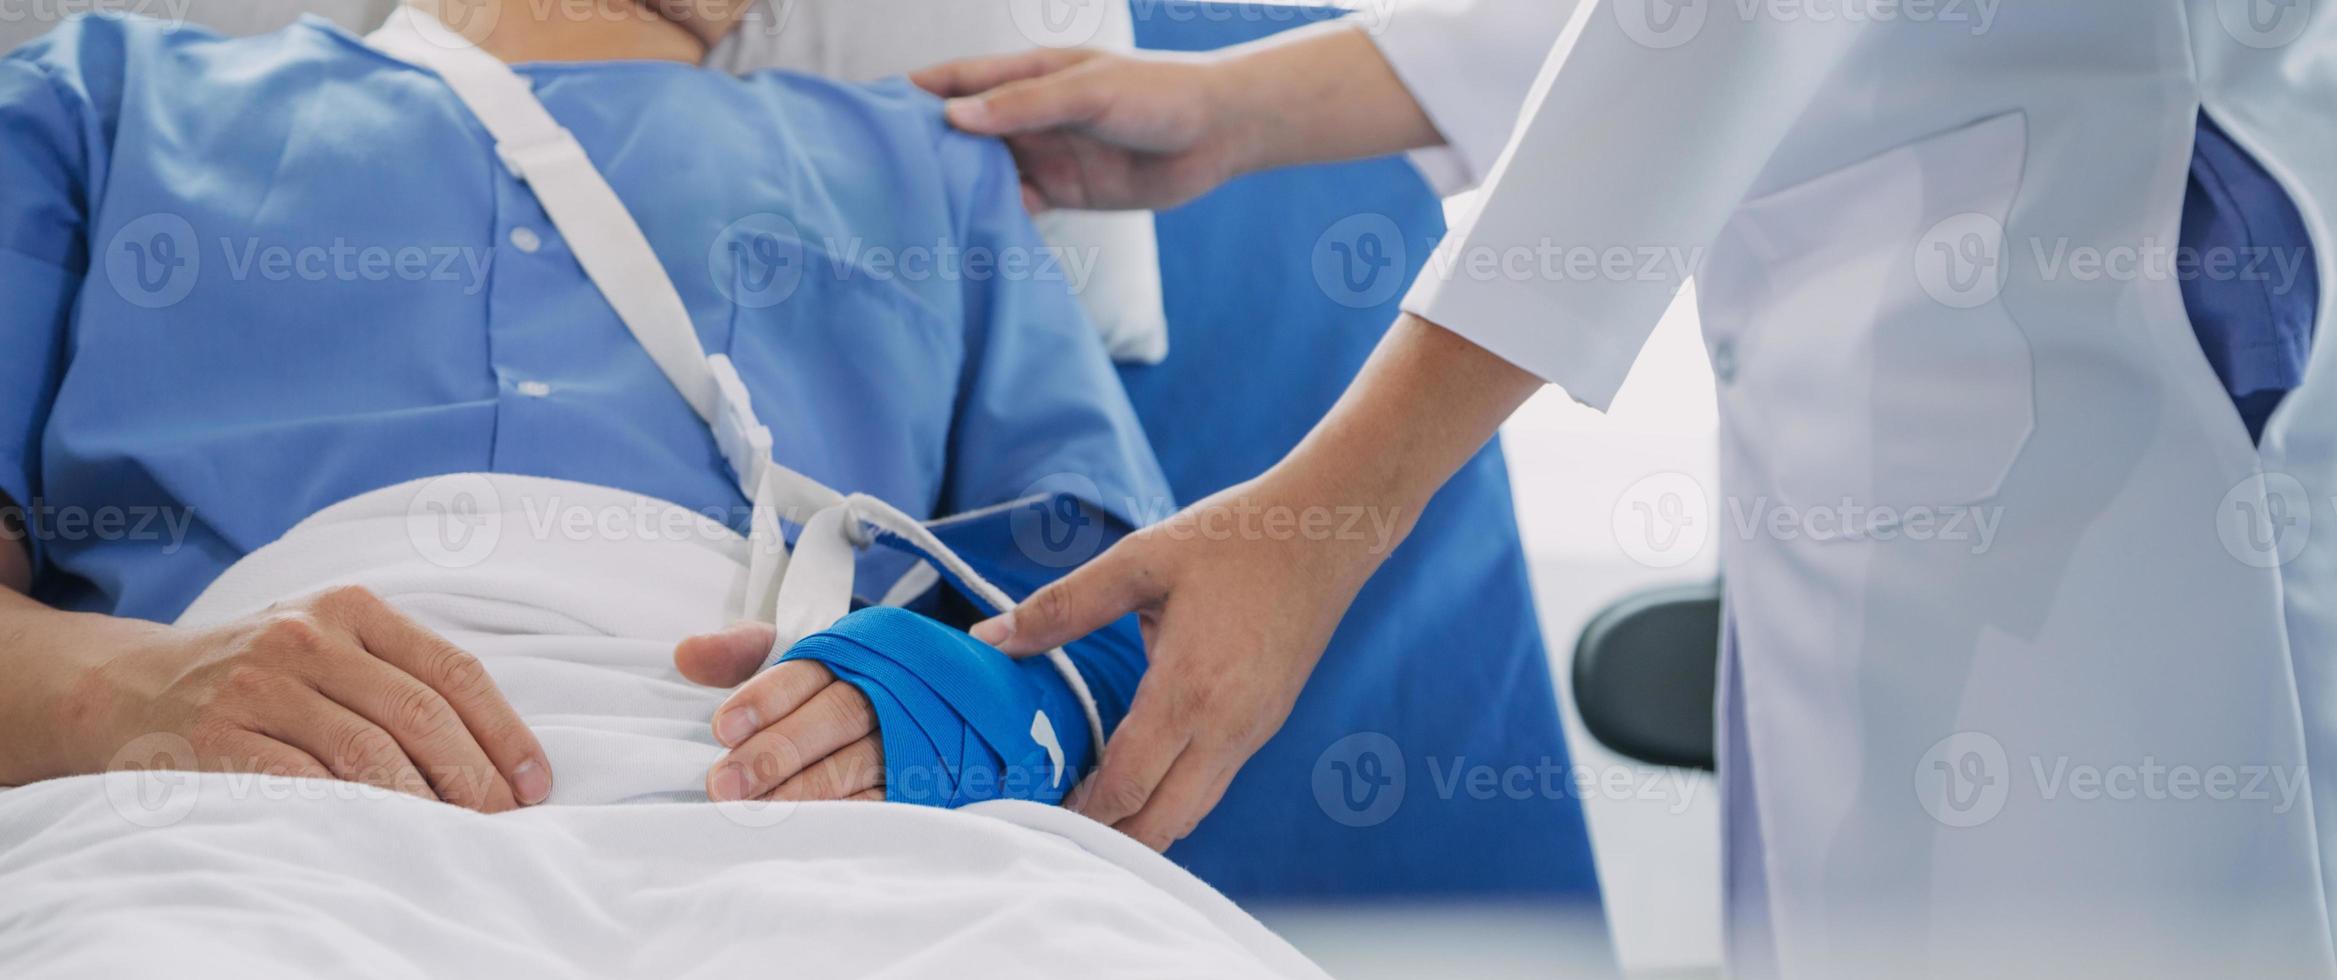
xmin=0 ymin=2 xmax=1612 ymax=974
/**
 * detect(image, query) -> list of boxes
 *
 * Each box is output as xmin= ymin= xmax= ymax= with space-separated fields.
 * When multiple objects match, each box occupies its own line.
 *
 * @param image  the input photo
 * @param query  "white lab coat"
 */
xmin=1373 ymin=2 xmax=2337 ymax=977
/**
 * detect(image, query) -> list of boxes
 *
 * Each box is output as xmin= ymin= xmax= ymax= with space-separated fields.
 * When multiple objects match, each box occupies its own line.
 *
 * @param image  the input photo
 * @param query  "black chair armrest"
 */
xmin=1571 ymin=580 xmax=1723 ymax=771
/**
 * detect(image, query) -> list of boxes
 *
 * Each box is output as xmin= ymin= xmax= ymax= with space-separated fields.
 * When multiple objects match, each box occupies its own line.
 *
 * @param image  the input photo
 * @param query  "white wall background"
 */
xmin=1503 ymin=285 xmax=1723 ymax=975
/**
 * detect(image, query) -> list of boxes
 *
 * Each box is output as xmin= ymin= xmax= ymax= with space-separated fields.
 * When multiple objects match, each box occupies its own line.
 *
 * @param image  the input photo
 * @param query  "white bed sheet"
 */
xmin=0 ymin=475 xmax=1324 ymax=979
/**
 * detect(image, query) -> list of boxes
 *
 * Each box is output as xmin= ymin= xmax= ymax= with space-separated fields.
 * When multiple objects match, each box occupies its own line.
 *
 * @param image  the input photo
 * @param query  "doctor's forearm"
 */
xmin=1273 ymin=314 xmax=1544 ymax=550
xmin=1217 ymin=24 xmax=1446 ymax=175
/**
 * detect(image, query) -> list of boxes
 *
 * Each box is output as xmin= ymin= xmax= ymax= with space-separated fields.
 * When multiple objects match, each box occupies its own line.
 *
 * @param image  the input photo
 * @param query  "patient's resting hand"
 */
xmin=675 ymin=622 xmax=883 ymax=803
xmin=70 ymin=585 xmax=551 ymax=810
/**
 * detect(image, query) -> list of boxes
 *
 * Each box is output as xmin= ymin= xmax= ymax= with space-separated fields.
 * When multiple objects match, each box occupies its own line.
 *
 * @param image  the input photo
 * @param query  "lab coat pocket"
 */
xmin=1703 ymin=111 xmax=2035 ymax=516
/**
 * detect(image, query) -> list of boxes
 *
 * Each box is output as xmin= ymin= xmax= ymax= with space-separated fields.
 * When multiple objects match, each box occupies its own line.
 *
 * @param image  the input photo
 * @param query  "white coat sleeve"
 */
xmin=1366 ymin=0 xmax=1578 ymax=191
xmin=1401 ymin=5 xmax=1858 ymax=410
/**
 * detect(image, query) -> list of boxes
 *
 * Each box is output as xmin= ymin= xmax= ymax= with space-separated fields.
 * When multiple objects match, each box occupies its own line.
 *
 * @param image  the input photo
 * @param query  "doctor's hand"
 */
xmin=914 ymin=26 xmax=1440 ymax=214
xmin=962 ymin=316 xmax=1542 ymax=851
xmin=676 ymin=623 xmax=886 ymax=803
xmin=912 ymin=48 xmax=1255 ymax=212
xmin=59 ymin=585 xmax=551 ymax=810
xmin=967 ymin=478 xmax=1386 ymax=852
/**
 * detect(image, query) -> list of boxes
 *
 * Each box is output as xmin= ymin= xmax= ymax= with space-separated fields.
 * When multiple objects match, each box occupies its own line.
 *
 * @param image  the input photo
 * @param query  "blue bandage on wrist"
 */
xmin=779 ymin=606 xmax=1094 ymax=807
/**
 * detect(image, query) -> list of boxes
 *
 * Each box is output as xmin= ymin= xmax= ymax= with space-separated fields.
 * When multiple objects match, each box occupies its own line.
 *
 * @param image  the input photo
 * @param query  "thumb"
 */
xmin=971 ymin=544 xmax=1152 ymax=657
xmin=944 ymin=72 xmax=1108 ymax=136
xmin=675 ymin=620 xmax=778 ymax=688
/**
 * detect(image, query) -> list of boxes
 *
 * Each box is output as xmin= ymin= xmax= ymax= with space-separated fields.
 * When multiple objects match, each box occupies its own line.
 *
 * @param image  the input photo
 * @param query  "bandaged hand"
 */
xmin=675 ymin=623 xmax=885 ymax=803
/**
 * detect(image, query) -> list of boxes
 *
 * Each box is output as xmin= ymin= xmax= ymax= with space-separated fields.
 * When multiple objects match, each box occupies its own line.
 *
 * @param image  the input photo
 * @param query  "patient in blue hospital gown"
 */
xmin=0 ymin=7 xmax=1166 ymax=812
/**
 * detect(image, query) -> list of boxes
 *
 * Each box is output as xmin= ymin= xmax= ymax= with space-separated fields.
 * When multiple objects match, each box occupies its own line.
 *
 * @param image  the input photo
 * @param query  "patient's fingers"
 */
xmin=341 ymin=591 xmax=549 ymax=807
xmin=312 ymin=648 xmax=512 ymax=811
xmin=1065 ymin=684 xmax=1189 ymax=826
xmin=912 ymin=48 xmax=1093 ymax=101
xmin=708 ymin=681 xmax=875 ymax=802
xmin=766 ymin=734 xmax=884 ymax=802
xmin=260 ymin=690 xmax=436 ymax=800
xmin=674 ymin=620 xmax=779 ymax=688
xmin=209 ymin=732 xmax=334 ymax=783
xmin=712 ymin=659 xmax=832 ymax=748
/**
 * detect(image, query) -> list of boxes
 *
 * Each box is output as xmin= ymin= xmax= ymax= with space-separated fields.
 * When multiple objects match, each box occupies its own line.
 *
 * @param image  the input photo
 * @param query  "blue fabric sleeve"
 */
xmin=930 ymin=125 xmax=1171 ymax=529
xmin=2181 ymin=112 xmax=2320 ymax=443
xmin=0 ymin=24 xmax=108 ymax=575
xmin=781 ymin=607 xmax=1094 ymax=807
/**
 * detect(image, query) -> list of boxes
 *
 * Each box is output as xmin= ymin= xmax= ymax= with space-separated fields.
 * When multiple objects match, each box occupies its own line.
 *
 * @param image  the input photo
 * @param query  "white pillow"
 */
xmin=707 ymin=0 xmax=1171 ymax=365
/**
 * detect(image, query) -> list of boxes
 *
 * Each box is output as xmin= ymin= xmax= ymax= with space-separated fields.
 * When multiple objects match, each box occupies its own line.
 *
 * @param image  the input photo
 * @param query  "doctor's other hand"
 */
xmin=968 ymin=479 xmax=1386 ymax=852
xmin=675 ymin=623 xmax=886 ymax=804
xmin=912 ymin=48 xmax=1256 ymax=212
xmin=58 ymin=586 xmax=551 ymax=811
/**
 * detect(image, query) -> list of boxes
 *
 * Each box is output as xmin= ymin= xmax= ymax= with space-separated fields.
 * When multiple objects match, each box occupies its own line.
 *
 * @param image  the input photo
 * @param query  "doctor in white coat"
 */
xmin=920 ymin=2 xmax=2337 ymax=976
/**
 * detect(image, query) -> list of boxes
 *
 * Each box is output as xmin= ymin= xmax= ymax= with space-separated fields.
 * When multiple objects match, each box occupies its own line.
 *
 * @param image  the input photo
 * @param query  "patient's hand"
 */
xmin=675 ymin=623 xmax=884 ymax=803
xmin=51 ymin=586 xmax=551 ymax=810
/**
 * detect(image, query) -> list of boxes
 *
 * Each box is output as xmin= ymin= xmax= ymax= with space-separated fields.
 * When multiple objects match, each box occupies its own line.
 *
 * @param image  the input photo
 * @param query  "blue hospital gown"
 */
xmin=0 ymin=13 xmax=1169 ymax=625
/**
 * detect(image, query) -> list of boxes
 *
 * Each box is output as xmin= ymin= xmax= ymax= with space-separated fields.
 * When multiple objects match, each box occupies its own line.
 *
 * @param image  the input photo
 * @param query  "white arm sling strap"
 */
xmin=365 ymin=9 xmax=1106 ymax=751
